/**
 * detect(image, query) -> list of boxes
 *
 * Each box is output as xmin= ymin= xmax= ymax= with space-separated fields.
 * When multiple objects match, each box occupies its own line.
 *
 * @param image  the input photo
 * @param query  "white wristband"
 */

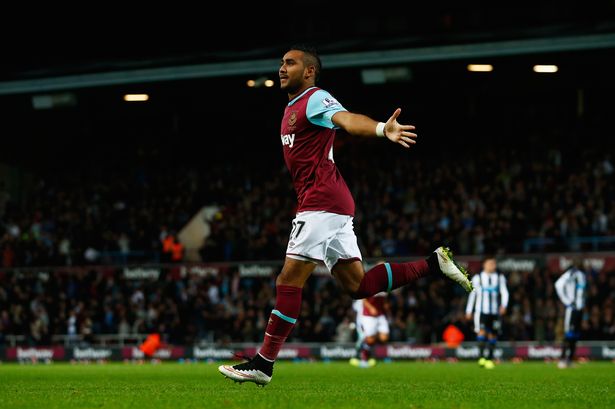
xmin=376 ymin=122 xmax=386 ymax=137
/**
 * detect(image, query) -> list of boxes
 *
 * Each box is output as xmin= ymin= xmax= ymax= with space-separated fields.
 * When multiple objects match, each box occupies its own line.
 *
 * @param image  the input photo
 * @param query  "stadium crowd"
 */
xmin=1 ymin=263 xmax=614 ymax=346
xmin=1 ymin=143 xmax=614 ymax=346
xmin=1 ymin=146 xmax=614 ymax=268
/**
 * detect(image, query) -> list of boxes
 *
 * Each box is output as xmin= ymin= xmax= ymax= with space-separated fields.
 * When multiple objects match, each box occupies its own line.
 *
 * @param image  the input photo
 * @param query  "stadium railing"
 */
xmin=2 ymin=340 xmax=615 ymax=361
xmin=3 ymin=334 xmax=149 ymax=348
xmin=523 ymin=236 xmax=615 ymax=252
xmin=1 ymin=251 xmax=614 ymax=278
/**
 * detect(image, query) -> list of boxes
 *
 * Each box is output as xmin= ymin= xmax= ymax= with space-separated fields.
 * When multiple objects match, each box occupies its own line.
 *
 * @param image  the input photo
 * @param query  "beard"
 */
xmin=280 ymin=78 xmax=301 ymax=94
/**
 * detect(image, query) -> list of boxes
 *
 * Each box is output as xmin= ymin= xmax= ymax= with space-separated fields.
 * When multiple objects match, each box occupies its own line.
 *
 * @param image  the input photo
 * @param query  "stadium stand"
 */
xmin=1 ymin=146 xmax=613 ymax=268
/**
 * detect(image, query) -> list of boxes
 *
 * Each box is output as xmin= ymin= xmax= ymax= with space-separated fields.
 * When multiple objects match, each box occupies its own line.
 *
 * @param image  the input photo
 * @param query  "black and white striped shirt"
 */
xmin=465 ymin=271 xmax=509 ymax=315
xmin=555 ymin=267 xmax=586 ymax=310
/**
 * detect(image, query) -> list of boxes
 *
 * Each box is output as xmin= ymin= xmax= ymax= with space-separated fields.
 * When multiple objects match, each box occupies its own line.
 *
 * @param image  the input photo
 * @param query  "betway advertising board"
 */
xmin=2 ymin=343 xmax=614 ymax=362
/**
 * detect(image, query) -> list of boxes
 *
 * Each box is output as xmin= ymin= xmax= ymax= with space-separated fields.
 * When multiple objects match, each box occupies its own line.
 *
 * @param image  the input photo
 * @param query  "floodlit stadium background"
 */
xmin=1 ymin=3 xmax=614 ymax=362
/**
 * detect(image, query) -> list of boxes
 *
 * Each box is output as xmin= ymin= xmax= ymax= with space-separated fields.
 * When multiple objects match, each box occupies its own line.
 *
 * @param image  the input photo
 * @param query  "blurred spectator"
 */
xmin=0 ymin=264 xmax=613 ymax=346
xmin=0 ymin=147 xmax=614 ymax=268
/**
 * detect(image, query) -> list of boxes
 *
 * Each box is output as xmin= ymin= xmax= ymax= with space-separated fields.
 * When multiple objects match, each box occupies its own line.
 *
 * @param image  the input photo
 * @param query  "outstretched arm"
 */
xmin=332 ymin=108 xmax=417 ymax=148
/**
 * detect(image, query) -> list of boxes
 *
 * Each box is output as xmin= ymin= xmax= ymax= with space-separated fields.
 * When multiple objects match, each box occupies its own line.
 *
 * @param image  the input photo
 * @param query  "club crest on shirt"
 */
xmin=288 ymin=111 xmax=297 ymax=126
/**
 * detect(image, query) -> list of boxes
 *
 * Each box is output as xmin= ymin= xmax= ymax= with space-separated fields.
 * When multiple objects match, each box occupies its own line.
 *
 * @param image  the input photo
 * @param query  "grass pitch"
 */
xmin=0 ymin=361 xmax=613 ymax=408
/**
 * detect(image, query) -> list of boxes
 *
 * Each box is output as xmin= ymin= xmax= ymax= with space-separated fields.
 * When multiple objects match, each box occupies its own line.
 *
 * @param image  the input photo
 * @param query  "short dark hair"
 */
xmin=482 ymin=255 xmax=496 ymax=263
xmin=289 ymin=44 xmax=322 ymax=82
xmin=570 ymin=256 xmax=584 ymax=269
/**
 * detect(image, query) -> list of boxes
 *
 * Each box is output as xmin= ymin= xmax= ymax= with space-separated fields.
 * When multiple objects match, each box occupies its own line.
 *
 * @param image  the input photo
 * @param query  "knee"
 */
xmin=340 ymin=277 xmax=363 ymax=299
xmin=276 ymin=273 xmax=292 ymax=286
xmin=347 ymin=287 xmax=364 ymax=300
xmin=276 ymin=269 xmax=305 ymax=287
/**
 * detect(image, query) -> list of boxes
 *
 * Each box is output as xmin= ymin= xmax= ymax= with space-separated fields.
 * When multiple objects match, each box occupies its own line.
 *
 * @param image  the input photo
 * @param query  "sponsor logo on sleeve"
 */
xmin=322 ymin=97 xmax=340 ymax=108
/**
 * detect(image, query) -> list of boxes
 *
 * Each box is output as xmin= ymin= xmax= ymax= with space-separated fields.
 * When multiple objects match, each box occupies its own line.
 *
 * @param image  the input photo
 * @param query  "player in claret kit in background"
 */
xmin=350 ymin=293 xmax=390 ymax=368
xmin=219 ymin=45 xmax=473 ymax=386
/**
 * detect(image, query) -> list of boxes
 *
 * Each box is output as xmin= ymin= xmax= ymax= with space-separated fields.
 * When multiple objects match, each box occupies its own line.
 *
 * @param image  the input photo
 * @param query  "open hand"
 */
xmin=385 ymin=108 xmax=417 ymax=148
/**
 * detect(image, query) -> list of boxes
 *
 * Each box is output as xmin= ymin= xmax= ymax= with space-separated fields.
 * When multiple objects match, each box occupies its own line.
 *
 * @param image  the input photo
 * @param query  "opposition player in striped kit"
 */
xmin=219 ymin=45 xmax=473 ymax=386
xmin=465 ymin=256 xmax=509 ymax=369
xmin=350 ymin=294 xmax=389 ymax=368
xmin=555 ymin=258 xmax=586 ymax=369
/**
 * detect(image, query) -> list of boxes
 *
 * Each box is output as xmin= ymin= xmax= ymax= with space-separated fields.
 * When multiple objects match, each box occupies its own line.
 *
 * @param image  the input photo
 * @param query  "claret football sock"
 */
xmin=258 ymin=285 xmax=302 ymax=361
xmin=355 ymin=257 xmax=434 ymax=298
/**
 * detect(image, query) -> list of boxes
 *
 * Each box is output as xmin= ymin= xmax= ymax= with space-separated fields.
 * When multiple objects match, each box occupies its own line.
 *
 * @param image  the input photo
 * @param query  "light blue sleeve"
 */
xmin=306 ymin=89 xmax=347 ymax=129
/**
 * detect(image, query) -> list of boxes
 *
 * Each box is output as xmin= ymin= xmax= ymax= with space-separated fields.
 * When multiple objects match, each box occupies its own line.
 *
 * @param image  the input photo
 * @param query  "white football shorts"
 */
xmin=358 ymin=315 xmax=390 ymax=337
xmin=285 ymin=210 xmax=362 ymax=272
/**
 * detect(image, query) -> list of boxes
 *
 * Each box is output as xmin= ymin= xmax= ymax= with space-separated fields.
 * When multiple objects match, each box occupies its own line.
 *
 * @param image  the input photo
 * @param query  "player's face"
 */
xmin=279 ymin=50 xmax=308 ymax=93
xmin=483 ymin=259 xmax=497 ymax=273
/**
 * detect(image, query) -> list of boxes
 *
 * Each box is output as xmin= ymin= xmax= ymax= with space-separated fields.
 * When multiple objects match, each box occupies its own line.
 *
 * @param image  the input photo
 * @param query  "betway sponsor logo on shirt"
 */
xmin=281 ymin=134 xmax=295 ymax=148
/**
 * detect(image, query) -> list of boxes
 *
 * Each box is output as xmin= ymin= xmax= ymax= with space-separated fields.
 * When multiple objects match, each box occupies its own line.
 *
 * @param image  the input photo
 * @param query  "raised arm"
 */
xmin=332 ymin=108 xmax=417 ymax=148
